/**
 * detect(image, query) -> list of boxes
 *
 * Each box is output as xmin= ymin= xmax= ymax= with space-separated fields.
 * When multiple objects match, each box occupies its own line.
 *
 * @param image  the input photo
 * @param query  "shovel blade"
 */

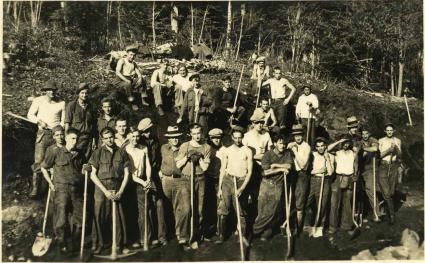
xmin=32 ymin=236 xmax=52 ymax=257
xmin=190 ymin=241 xmax=199 ymax=250
xmin=313 ymin=227 xmax=323 ymax=238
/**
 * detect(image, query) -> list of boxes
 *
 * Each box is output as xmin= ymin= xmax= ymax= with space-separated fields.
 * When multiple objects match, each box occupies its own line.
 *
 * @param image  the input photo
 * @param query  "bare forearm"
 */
xmin=41 ymin=168 xmax=53 ymax=185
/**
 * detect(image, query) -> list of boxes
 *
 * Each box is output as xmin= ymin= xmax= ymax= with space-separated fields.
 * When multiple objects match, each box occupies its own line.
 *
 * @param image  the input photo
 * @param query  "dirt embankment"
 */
xmin=2 ymin=54 xmax=423 ymax=261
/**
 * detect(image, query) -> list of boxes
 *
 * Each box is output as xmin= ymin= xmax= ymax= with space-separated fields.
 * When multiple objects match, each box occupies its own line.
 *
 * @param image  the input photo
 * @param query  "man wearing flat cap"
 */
xmin=287 ymin=124 xmax=311 ymax=232
xmin=177 ymin=74 xmax=213 ymax=132
xmin=27 ymin=80 xmax=65 ymax=197
xmin=250 ymin=56 xmax=270 ymax=95
xmin=115 ymin=44 xmax=147 ymax=109
xmin=64 ymin=82 xmax=96 ymax=161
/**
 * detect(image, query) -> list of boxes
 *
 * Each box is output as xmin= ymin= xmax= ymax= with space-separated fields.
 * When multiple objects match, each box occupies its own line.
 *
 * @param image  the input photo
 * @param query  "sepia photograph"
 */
xmin=2 ymin=0 xmax=424 ymax=261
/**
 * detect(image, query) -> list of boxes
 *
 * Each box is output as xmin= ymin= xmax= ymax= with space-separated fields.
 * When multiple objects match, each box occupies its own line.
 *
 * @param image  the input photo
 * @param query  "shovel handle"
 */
xmin=190 ymin=161 xmax=195 ymax=243
xmin=144 ymin=188 xmax=149 ymax=251
xmin=313 ymin=174 xmax=325 ymax=228
xmin=42 ymin=170 xmax=54 ymax=236
xmin=352 ymin=182 xmax=359 ymax=228
xmin=80 ymin=170 xmax=89 ymax=259
xmin=404 ymin=95 xmax=413 ymax=126
xmin=111 ymin=191 xmax=117 ymax=260
xmin=233 ymin=176 xmax=245 ymax=261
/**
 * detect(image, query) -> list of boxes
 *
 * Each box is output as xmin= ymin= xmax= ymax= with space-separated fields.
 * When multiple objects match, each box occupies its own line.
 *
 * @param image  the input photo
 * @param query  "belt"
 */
xmin=337 ymin=173 xmax=353 ymax=177
xmin=163 ymin=173 xmax=181 ymax=178
xmin=272 ymin=97 xmax=285 ymax=102
xmin=381 ymin=160 xmax=398 ymax=165
xmin=226 ymin=174 xmax=245 ymax=181
xmin=311 ymin=173 xmax=326 ymax=177
xmin=262 ymin=179 xmax=280 ymax=186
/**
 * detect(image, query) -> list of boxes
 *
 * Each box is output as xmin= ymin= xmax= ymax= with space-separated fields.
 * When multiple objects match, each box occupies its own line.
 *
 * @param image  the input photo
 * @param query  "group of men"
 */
xmin=25 ymin=45 xmax=404 ymax=256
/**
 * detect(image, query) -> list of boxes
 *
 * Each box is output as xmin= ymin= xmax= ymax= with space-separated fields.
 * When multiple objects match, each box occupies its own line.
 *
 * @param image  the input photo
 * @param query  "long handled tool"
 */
xmin=189 ymin=161 xmax=199 ymax=249
xmin=144 ymin=188 xmax=149 ymax=251
xmin=350 ymin=182 xmax=361 ymax=239
xmin=404 ymin=95 xmax=413 ymax=126
xmin=230 ymin=65 xmax=245 ymax=127
xmin=372 ymin=157 xmax=380 ymax=221
xmin=233 ymin=176 xmax=245 ymax=261
xmin=255 ymin=77 xmax=265 ymax=108
xmin=32 ymin=172 xmax=54 ymax=257
xmin=79 ymin=170 xmax=89 ymax=259
xmin=95 ymin=191 xmax=138 ymax=260
xmin=306 ymin=111 xmax=312 ymax=145
xmin=283 ymin=172 xmax=293 ymax=258
xmin=310 ymin=175 xmax=325 ymax=237
xmin=6 ymin=111 xmax=52 ymax=129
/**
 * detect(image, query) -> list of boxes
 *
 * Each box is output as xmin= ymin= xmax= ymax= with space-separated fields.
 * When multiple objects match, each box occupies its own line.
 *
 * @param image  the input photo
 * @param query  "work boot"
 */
xmin=157 ymin=105 xmax=165 ymax=116
xmin=29 ymin=173 xmax=39 ymax=198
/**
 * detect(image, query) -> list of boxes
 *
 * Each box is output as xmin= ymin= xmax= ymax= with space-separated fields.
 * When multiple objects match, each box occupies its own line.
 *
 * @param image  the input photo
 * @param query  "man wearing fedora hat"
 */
xmin=159 ymin=126 xmax=191 ymax=245
xmin=177 ymin=74 xmax=213 ymax=132
xmin=115 ymin=44 xmax=148 ymax=109
xmin=27 ymin=80 xmax=66 ymax=197
xmin=64 ymin=82 xmax=96 ymax=161
xmin=287 ymin=124 xmax=311 ymax=231
xmin=345 ymin=116 xmax=362 ymax=152
xmin=378 ymin=123 xmax=402 ymax=225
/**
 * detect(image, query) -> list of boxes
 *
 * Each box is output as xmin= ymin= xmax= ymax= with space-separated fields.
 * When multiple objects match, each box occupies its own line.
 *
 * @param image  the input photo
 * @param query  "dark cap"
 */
xmin=41 ymin=80 xmax=58 ymax=91
xmin=125 ymin=44 xmax=139 ymax=53
xmin=77 ymin=83 xmax=89 ymax=94
xmin=189 ymin=74 xmax=200 ymax=81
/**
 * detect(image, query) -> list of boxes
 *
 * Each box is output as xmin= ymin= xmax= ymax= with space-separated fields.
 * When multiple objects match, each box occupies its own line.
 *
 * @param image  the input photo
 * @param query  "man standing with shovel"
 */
xmin=40 ymin=128 xmax=84 ymax=253
xmin=305 ymin=137 xmax=334 ymax=237
xmin=176 ymin=123 xmax=211 ymax=247
xmin=216 ymin=126 xmax=252 ymax=255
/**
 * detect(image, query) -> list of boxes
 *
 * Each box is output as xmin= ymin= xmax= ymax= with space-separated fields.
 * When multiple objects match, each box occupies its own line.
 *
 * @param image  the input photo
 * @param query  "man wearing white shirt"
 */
xmin=287 ymin=124 xmax=311 ymax=231
xmin=378 ymin=123 xmax=402 ymax=225
xmin=296 ymin=86 xmax=319 ymax=145
xmin=261 ymin=67 xmax=296 ymax=129
xmin=27 ymin=80 xmax=65 ymax=197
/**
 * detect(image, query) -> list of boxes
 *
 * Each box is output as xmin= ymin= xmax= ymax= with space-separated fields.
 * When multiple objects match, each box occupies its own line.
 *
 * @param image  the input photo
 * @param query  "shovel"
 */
xmin=372 ymin=157 xmax=380 ymax=221
xmin=283 ymin=172 xmax=293 ymax=258
xmin=233 ymin=176 xmax=245 ymax=261
xmin=80 ymin=170 xmax=89 ymax=260
xmin=350 ymin=182 xmax=361 ymax=239
xmin=144 ymin=188 xmax=149 ymax=251
xmin=309 ymin=174 xmax=325 ymax=238
xmin=32 ymin=171 xmax=54 ymax=257
xmin=189 ymin=161 xmax=199 ymax=249
xmin=94 ymin=191 xmax=138 ymax=260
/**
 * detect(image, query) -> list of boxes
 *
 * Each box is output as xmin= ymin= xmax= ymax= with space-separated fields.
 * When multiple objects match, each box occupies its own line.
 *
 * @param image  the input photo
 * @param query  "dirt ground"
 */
xmin=2 ymin=60 xmax=424 ymax=261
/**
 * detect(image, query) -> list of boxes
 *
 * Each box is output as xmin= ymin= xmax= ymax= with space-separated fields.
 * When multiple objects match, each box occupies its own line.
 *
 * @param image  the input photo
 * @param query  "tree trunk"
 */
xmin=106 ymin=0 xmax=112 ymax=46
xmin=191 ymin=2 xmax=194 ymax=46
xmin=257 ymin=24 xmax=261 ymax=54
xmin=60 ymin=1 xmax=68 ymax=32
xmin=209 ymin=26 xmax=213 ymax=50
xmin=117 ymin=1 xmax=123 ymax=49
xmin=225 ymin=0 xmax=232 ymax=59
xmin=397 ymin=61 xmax=404 ymax=97
xmin=12 ymin=1 xmax=22 ymax=32
xmin=198 ymin=5 xmax=209 ymax=44
xmin=6 ymin=1 xmax=12 ymax=14
xmin=390 ymin=61 xmax=395 ymax=96
xmin=311 ymin=36 xmax=315 ymax=77
xmin=171 ymin=3 xmax=179 ymax=34
xmin=235 ymin=3 xmax=245 ymax=60
xmin=152 ymin=1 xmax=156 ymax=48
xmin=29 ymin=0 xmax=43 ymax=29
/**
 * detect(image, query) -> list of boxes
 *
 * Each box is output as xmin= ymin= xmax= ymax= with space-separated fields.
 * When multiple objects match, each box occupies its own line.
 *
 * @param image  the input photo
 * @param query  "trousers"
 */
xmin=329 ymin=175 xmax=353 ymax=231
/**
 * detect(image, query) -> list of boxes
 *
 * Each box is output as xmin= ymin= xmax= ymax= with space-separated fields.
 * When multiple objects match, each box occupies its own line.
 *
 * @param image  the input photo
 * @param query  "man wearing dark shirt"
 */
xmin=212 ymin=75 xmax=245 ymax=129
xmin=253 ymin=134 xmax=294 ymax=240
xmin=41 ymin=128 xmax=84 ymax=252
xmin=89 ymin=127 xmax=130 ymax=254
xmin=159 ymin=126 xmax=190 ymax=245
xmin=65 ymin=83 xmax=96 ymax=161
xmin=96 ymin=98 xmax=116 ymax=146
